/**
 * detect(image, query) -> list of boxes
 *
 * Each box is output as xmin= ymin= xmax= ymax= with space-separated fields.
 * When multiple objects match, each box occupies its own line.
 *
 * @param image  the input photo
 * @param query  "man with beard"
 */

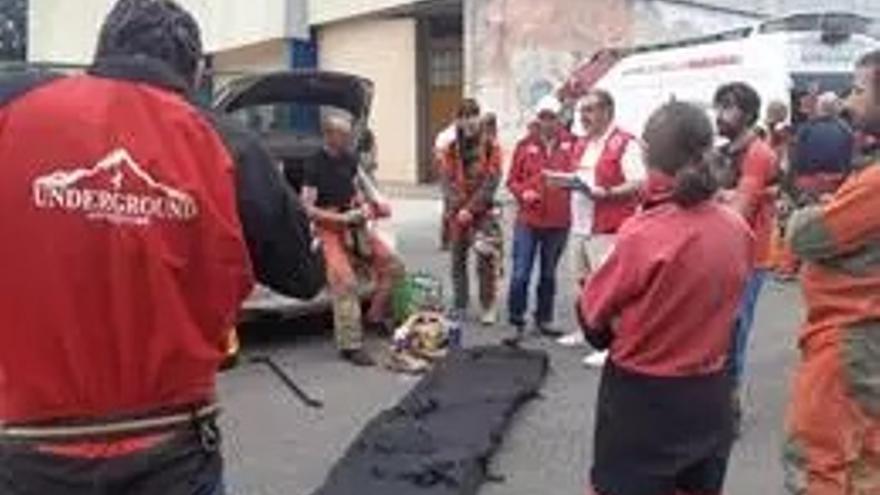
xmin=555 ymin=89 xmax=645 ymax=369
xmin=712 ymin=82 xmax=780 ymax=419
xmin=782 ymin=50 xmax=880 ymax=495
xmin=439 ymin=99 xmax=503 ymax=327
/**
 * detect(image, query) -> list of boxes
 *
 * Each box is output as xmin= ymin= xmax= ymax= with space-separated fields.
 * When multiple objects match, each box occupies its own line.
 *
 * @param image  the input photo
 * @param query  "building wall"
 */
xmin=464 ymin=0 xmax=761 ymax=155
xmin=775 ymin=0 xmax=880 ymax=17
xmin=632 ymin=1 xmax=759 ymax=44
xmin=465 ymin=0 xmax=628 ymax=147
xmin=211 ymin=40 xmax=291 ymax=87
xmin=28 ymin=0 xmax=299 ymax=64
xmin=319 ymin=18 xmax=419 ymax=184
xmin=685 ymin=0 xmax=771 ymax=14
xmin=690 ymin=0 xmax=880 ymax=17
xmin=308 ymin=0 xmax=418 ymax=25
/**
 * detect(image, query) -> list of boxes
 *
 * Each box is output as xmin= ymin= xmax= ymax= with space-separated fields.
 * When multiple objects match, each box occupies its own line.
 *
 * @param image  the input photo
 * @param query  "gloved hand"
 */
xmin=344 ymin=209 xmax=368 ymax=225
xmin=373 ymin=202 xmax=392 ymax=219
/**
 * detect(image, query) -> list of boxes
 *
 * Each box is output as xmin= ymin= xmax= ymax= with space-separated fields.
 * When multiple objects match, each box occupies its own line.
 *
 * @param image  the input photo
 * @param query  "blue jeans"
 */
xmin=728 ymin=270 xmax=767 ymax=385
xmin=507 ymin=223 xmax=569 ymax=327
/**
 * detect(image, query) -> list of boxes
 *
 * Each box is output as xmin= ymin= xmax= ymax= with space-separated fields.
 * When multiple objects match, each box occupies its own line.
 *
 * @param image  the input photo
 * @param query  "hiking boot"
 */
xmin=340 ymin=349 xmax=376 ymax=367
xmin=502 ymin=335 xmax=523 ymax=348
xmin=502 ymin=323 xmax=526 ymax=347
xmin=365 ymin=320 xmax=393 ymax=338
xmin=536 ymin=323 xmax=565 ymax=339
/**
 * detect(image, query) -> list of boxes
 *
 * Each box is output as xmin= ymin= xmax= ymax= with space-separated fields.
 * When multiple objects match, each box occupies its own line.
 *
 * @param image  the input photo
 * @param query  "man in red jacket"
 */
xmin=0 ymin=1 xmax=323 ymax=493
xmin=556 ymin=90 xmax=645 ymax=368
xmin=505 ymin=96 xmax=576 ymax=343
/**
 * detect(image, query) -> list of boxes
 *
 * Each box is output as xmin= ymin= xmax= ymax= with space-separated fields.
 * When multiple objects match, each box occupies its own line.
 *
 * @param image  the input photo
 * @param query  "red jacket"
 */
xmin=0 ymin=58 xmax=323 ymax=423
xmin=579 ymin=172 xmax=753 ymax=377
xmin=506 ymin=132 xmax=576 ymax=229
xmin=591 ymin=128 xmax=640 ymax=234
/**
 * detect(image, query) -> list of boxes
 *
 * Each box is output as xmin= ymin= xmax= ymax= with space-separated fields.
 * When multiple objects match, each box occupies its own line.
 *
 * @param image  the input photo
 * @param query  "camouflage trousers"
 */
xmin=449 ymin=218 xmax=503 ymax=317
xmin=318 ymin=225 xmax=403 ymax=351
xmin=784 ymin=332 xmax=880 ymax=495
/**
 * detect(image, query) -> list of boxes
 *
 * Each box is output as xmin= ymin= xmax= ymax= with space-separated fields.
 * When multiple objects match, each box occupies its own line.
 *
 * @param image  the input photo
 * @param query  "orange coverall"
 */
xmin=783 ymin=162 xmax=880 ymax=495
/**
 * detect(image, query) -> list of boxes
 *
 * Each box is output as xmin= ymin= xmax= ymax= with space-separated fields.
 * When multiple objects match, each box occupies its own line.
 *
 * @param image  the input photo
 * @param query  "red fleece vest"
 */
xmin=593 ymin=128 xmax=639 ymax=234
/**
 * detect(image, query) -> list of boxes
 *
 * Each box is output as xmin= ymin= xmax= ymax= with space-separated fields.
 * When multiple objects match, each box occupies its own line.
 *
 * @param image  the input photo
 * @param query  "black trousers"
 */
xmin=0 ymin=422 xmax=224 ymax=495
xmin=591 ymin=362 xmax=734 ymax=495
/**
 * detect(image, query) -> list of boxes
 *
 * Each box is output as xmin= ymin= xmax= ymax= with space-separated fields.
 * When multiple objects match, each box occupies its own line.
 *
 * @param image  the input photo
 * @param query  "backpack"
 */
xmin=391 ymin=271 xmax=445 ymax=325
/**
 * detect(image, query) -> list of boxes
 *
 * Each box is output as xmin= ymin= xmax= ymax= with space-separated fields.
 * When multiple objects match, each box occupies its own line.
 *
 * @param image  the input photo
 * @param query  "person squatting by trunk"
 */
xmin=439 ymin=99 xmax=504 ymax=327
xmin=579 ymin=101 xmax=753 ymax=495
xmin=301 ymin=113 xmax=405 ymax=368
xmin=782 ymin=49 xmax=880 ymax=495
xmin=0 ymin=0 xmax=326 ymax=493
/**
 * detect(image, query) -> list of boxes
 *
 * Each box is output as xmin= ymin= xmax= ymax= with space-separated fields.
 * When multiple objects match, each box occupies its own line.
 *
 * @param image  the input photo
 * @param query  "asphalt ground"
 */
xmin=220 ymin=198 xmax=802 ymax=495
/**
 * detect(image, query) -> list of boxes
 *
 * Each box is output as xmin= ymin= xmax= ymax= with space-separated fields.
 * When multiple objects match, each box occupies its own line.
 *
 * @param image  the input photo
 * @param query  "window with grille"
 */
xmin=430 ymin=45 xmax=462 ymax=89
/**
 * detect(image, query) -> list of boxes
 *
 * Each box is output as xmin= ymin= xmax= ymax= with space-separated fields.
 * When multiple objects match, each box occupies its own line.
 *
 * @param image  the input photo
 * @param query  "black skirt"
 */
xmin=591 ymin=362 xmax=735 ymax=495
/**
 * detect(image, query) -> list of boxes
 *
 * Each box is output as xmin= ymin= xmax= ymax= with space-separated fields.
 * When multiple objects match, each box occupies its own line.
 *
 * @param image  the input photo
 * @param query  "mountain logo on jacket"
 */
xmin=32 ymin=148 xmax=199 ymax=226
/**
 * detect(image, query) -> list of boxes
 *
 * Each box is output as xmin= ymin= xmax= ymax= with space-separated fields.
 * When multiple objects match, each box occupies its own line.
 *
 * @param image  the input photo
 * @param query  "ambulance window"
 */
xmin=760 ymin=15 xmax=819 ymax=33
xmin=759 ymin=13 xmax=873 ymax=37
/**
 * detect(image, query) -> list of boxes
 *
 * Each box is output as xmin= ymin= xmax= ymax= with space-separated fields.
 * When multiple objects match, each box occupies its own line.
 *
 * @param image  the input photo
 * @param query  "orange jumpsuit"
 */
xmin=439 ymin=139 xmax=503 ymax=316
xmin=318 ymin=220 xmax=402 ymax=352
xmin=784 ymin=162 xmax=880 ymax=495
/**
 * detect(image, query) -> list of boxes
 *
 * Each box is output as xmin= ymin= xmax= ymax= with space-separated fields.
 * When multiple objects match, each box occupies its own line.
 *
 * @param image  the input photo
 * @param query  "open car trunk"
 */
xmin=215 ymin=70 xmax=374 ymax=192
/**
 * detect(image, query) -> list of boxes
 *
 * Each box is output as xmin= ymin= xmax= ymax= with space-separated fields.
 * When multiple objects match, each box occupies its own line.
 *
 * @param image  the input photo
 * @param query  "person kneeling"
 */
xmin=578 ymin=102 xmax=753 ymax=495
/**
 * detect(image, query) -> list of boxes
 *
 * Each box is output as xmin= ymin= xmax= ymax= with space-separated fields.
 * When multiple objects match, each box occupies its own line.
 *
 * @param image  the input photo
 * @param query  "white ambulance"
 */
xmin=568 ymin=12 xmax=880 ymax=136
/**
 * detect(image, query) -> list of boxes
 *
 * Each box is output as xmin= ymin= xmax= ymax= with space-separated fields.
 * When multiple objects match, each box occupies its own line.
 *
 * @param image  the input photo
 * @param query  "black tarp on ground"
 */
xmin=312 ymin=345 xmax=549 ymax=495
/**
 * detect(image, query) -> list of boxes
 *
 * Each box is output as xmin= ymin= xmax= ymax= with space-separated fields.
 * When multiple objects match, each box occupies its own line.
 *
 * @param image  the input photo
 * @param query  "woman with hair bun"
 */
xmin=577 ymin=101 xmax=753 ymax=495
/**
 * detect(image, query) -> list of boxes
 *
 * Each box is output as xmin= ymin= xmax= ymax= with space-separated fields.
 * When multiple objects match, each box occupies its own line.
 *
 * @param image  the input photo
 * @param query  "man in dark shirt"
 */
xmin=305 ymin=147 xmax=358 ymax=208
xmin=301 ymin=114 xmax=403 ymax=366
xmin=791 ymin=92 xmax=854 ymax=200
